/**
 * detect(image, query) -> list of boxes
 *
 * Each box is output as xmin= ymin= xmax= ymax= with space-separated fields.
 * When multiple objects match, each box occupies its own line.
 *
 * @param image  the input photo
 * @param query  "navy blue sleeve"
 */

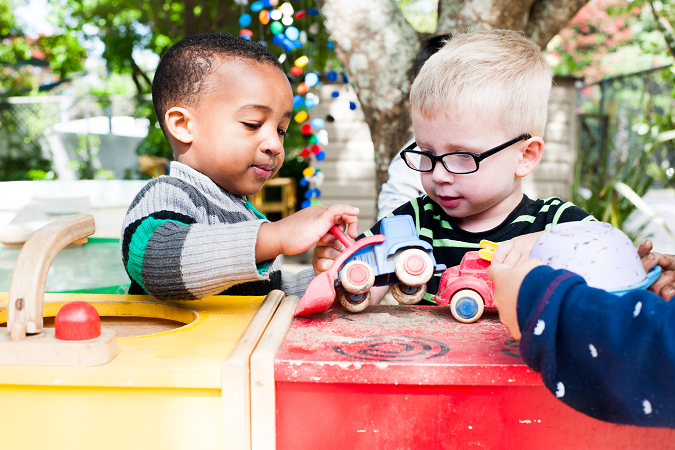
xmin=517 ymin=266 xmax=675 ymax=427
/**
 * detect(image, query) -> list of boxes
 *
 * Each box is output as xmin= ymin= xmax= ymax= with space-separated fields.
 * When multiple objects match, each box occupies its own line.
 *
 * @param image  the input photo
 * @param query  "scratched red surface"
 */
xmin=275 ymin=306 xmax=675 ymax=450
xmin=275 ymin=305 xmax=541 ymax=386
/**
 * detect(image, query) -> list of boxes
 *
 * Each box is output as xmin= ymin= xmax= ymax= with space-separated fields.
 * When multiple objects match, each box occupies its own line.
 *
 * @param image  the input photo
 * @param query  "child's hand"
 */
xmin=487 ymin=259 xmax=543 ymax=340
xmin=256 ymin=204 xmax=359 ymax=263
xmin=491 ymin=231 xmax=544 ymax=266
xmin=638 ymin=239 xmax=675 ymax=301
xmin=312 ymin=230 xmax=346 ymax=275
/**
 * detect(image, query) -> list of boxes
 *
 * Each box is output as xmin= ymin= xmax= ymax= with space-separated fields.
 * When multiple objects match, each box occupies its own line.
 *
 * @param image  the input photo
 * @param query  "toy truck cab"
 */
xmin=336 ymin=215 xmax=446 ymax=312
xmin=434 ymin=251 xmax=495 ymax=323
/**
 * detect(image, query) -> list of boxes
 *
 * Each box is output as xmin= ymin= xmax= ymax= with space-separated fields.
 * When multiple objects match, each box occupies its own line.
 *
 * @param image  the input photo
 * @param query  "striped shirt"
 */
xmin=363 ymin=195 xmax=594 ymax=302
xmin=121 ymin=161 xmax=314 ymax=300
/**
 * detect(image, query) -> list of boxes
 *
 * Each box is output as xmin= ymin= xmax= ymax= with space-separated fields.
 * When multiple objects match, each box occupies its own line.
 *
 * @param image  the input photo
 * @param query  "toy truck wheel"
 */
xmin=450 ymin=290 xmax=485 ymax=323
xmin=390 ymin=283 xmax=426 ymax=305
xmin=395 ymin=249 xmax=434 ymax=286
xmin=338 ymin=290 xmax=371 ymax=313
xmin=340 ymin=261 xmax=375 ymax=294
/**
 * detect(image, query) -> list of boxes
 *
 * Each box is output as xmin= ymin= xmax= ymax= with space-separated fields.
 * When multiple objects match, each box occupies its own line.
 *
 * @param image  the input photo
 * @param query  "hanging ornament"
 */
xmin=282 ymin=16 xmax=293 ymax=26
xmin=327 ymin=42 xmax=335 ymax=49
xmin=299 ymin=30 xmax=307 ymax=44
xmin=300 ymin=123 xmax=313 ymax=135
xmin=331 ymin=91 xmax=339 ymax=98
xmin=280 ymin=2 xmax=294 ymax=16
xmin=292 ymin=95 xmax=304 ymax=108
xmin=316 ymin=129 xmax=329 ymax=145
xmin=285 ymin=26 xmax=299 ymax=41
xmin=309 ymin=23 xmax=319 ymax=34
xmin=327 ymin=71 xmax=338 ymax=82
xmin=307 ymin=8 xmax=319 ymax=15
xmin=239 ymin=29 xmax=253 ymax=40
xmin=290 ymin=66 xmax=302 ymax=76
xmin=305 ymin=92 xmax=319 ymax=109
xmin=295 ymin=55 xmax=309 ymax=67
xmin=239 ymin=13 xmax=252 ymax=27
xmin=270 ymin=20 xmax=283 ymax=34
xmin=251 ymin=1 xmax=264 ymax=12
xmin=295 ymin=10 xmax=307 ymax=19
xmin=269 ymin=9 xmax=282 ymax=20
xmin=259 ymin=10 xmax=270 ymax=24
xmin=349 ymin=102 xmax=357 ymax=110
xmin=269 ymin=0 xmax=279 ymax=6
xmin=304 ymin=72 xmax=319 ymax=87
xmin=294 ymin=111 xmax=309 ymax=123
xmin=311 ymin=118 xmax=325 ymax=129
xmin=297 ymin=82 xmax=310 ymax=94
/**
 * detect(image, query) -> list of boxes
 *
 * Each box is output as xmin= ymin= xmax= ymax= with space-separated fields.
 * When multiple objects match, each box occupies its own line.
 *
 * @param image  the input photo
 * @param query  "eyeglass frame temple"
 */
xmin=401 ymin=133 xmax=532 ymax=172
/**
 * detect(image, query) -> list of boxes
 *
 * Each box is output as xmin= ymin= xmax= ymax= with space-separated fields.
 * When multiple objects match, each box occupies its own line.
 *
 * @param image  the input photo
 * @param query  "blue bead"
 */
xmin=305 ymin=72 xmax=319 ymax=87
xmin=331 ymin=91 xmax=339 ymax=98
xmin=293 ymin=95 xmax=304 ymax=108
xmin=327 ymin=71 xmax=337 ymax=82
xmin=301 ymin=200 xmax=311 ymax=209
xmin=311 ymin=118 xmax=324 ymax=129
xmin=304 ymin=97 xmax=316 ymax=109
xmin=285 ymin=26 xmax=299 ymax=41
xmin=240 ymin=35 xmax=251 ymax=40
xmin=342 ymin=74 xmax=348 ymax=83
xmin=349 ymin=101 xmax=356 ymax=110
xmin=293 ymin=40 xmax=303 ymax=49
xmin=316 ymin=151 xmax=326 ymax=161
xmin=272 ymin=34 xmax=284 ymax=46
xmin=239 ymin=14 xmax=252 ymax=27
xmin=299 ymin=178 xmax=308 ymax=186
xmin=283 ymin=41 xmax=294 ymax=52
xmin=251 ymin=1 xmax=264 ymax=12
xmin=326 ymin=42 xmax=334 ymax=49
xmin=307 ymin=8 xmax=319 ymax=15
xmin=263 ymin=0 xmax=271 ymax=7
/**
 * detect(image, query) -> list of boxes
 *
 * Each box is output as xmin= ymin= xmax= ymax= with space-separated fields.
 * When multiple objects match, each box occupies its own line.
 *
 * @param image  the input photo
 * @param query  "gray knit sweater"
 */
xmin=121 ymin=161 xmax=314 ymax=300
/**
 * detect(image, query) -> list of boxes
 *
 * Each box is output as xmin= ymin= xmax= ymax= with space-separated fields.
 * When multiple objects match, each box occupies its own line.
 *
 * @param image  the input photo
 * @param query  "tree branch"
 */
xmin=649 ymin=0 xmax=675 ymax=59
xmin=525 ymin=0 xmax=588 ymax=49
xmin=437 ymin=0 xmax=537 ymax=35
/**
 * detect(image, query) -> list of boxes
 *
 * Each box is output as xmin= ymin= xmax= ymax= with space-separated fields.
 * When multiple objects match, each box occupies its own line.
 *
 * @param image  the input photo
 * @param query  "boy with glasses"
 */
xmin=313 ymin=30 xmax=593 ymax=304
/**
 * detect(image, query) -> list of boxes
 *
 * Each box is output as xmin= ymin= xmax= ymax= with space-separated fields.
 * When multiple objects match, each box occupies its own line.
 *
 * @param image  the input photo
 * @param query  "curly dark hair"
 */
xmin=152 ymin=33 xmax=283 ymax=135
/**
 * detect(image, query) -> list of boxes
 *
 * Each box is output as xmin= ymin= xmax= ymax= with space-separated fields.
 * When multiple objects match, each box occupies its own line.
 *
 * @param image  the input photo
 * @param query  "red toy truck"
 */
xmin=434 ymin=251 xmax=495 ymax=323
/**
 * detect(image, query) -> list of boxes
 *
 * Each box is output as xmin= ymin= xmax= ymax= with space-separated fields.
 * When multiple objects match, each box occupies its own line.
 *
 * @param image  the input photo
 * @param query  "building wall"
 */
xmin=313 ymin=77 xmax=578 ymax=232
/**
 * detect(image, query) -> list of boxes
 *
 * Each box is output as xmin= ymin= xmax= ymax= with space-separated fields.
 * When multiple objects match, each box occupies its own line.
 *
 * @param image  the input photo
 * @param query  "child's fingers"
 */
xmin=658 ymin=253 xmax=675 ymax=271
xmin=491 ymin=240 xmax=514 ymax=265
xmin=637 ymin=239 xmax=653 ymax=259
xmin=641 ymin=252 xmax=658 ymax=273
xmin=317 ymin=232 xmax=345 ymax=251
xmin=649 ymin=270 xmax=675 ymax=300
xmin=341 ymin=214 xmax=359 ymax=238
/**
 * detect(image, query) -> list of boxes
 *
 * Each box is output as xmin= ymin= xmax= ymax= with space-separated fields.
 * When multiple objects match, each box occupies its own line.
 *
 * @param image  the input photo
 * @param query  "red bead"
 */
xmin=310 ymin=144 xmax=321 ymax=154
xmin=300 ymin=148 xmax=310 ymax=157
xmin=55 ymin=301 xmax=101 ymax=340
xmin=301 ymin=124 xmax=313 ymax=135
xmin=239 ymin=29 xmax=253 ymax=38
xmin=295 ymin=10 xmax=307 ymax=19
xmin=297 ymin=82 xmax=310 ymax=94
xmin=290 ymin=66 xmax=302 ymax=76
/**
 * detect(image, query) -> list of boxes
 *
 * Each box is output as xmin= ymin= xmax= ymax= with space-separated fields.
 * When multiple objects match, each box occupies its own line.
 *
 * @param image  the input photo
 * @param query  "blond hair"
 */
xmin=410 ymin=30 xmax=552 ymax=137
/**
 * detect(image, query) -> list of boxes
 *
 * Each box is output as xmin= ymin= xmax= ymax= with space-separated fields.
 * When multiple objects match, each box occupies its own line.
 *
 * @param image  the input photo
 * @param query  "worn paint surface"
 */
xmin=275 ymin=305 xmax=675 ymax=449
xmin=276 ymin=305 xmax=540 ymax=385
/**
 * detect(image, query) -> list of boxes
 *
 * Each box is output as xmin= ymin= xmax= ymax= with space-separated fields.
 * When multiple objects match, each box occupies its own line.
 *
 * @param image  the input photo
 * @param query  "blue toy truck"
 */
xmin=335 ymin=215 xmax=446 ymax=312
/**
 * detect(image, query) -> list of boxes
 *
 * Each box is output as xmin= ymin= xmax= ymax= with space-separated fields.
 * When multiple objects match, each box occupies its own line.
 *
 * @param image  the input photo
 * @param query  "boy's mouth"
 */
xmin=251 ymin=164 xmax=274 ymax=179
xmin=437 ymin=195 xmax=462 ymax=208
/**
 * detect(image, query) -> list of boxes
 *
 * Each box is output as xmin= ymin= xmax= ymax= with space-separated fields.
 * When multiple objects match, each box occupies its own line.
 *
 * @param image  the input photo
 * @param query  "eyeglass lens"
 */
xmin=403 ymin=151 xmax=478 ymax=174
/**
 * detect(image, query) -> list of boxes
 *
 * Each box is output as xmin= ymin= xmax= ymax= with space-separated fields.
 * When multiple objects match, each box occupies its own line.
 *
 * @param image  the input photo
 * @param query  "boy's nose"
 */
xmin=431 ymin=163 xmax=453 ymax=184
xmin=262 ymin=133 xmax=283 ymax=156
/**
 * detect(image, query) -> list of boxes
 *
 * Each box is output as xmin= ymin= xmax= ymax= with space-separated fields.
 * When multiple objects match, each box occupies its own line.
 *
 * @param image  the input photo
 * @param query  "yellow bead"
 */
xmin=294 ymin=111 xmax=308 ymax=123
xmin=295 ymin=55 xmax=309 ymax=67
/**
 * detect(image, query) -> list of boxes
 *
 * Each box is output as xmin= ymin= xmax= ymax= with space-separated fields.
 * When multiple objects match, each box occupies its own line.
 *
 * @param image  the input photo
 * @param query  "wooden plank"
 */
xmin=221 ymin=290 xmax=285 ymax=450
xmin=250 ymin=295 xmax=299 ymax=450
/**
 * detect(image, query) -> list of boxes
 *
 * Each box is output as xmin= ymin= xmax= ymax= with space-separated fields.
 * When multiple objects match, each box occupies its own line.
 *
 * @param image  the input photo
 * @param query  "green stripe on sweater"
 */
xmin=127 ymin=217 xmax=187 ymax=290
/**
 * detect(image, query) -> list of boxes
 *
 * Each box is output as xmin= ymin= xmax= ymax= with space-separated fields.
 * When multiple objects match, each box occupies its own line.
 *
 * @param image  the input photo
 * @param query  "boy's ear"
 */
xmin=165 ymin=107 xmax=194 ymax=144
xmin=515 ymin=136 xmax=544 ymax=178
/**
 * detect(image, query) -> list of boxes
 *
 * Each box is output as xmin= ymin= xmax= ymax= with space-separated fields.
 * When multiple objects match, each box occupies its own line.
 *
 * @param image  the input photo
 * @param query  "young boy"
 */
xmin=314 ymin=30 xmax=593 ymax=303
xmin=487 ymin=244 xmax=675 ymax=427
xmin=122 ymin=33 xmax=359 ymax=300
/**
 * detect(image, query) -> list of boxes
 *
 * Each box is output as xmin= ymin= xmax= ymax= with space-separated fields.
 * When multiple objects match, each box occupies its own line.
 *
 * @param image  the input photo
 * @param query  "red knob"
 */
xmin=55 ymin=301 xmax=101 ymax=340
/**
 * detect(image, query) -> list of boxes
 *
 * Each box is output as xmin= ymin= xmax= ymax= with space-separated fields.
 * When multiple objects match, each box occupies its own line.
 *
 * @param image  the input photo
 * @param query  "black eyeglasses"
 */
xmin=400 ymin=133 xmax=532 ymax=175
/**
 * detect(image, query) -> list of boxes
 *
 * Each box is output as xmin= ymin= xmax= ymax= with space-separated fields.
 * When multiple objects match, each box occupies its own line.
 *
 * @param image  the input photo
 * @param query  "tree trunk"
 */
xmin=317 ymin=0 xmax=419 ymax=191
xmin=318 ymin=0 xmax=590 ymax=195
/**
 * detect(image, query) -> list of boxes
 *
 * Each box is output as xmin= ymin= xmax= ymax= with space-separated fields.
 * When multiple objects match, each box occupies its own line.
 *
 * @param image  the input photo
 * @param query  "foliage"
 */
xmin=544 ymin=0 xmax=673 ymax=82
xmin=0 ymin=104 xmax=53 ymax=180
xmin=0 ymin=0 xmax=85 ymax=95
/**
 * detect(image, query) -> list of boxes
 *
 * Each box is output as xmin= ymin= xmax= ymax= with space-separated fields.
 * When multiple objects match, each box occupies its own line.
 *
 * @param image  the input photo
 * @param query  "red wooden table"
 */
xmin=274 ymin=306 xmax=675 ymax=449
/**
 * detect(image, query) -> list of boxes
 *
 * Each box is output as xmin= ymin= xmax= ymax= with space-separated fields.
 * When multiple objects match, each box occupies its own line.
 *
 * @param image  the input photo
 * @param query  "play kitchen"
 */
xmin=0 ymin=214 xmax=294 ymax=449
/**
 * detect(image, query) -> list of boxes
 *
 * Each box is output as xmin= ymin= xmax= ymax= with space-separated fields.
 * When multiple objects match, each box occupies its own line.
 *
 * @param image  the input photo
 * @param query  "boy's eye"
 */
xmin=278 ymin=129 xmax=288 ymax=137
xmin=243 ymin=122 xmax=261 ymax=130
